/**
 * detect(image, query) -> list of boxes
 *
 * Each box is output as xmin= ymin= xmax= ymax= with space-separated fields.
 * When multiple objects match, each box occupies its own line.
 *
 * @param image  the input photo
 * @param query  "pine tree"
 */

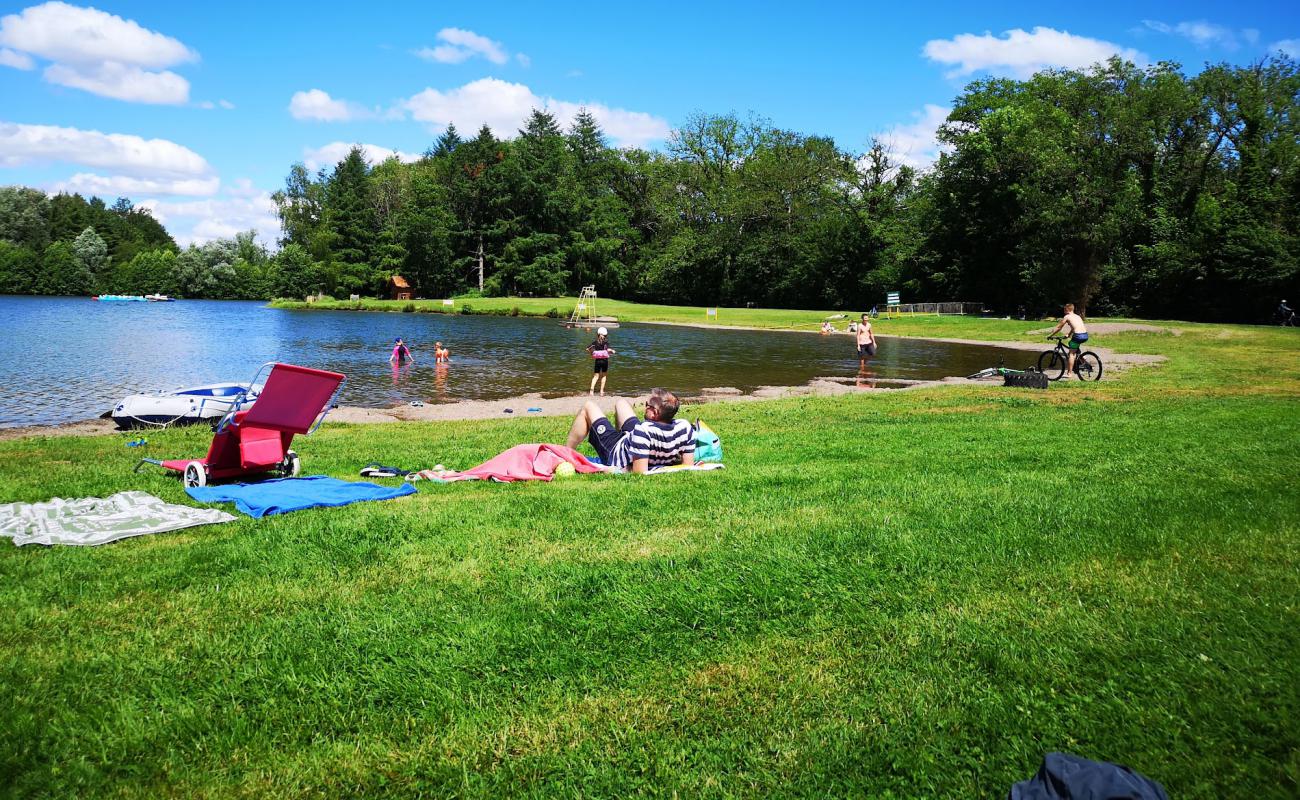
xmin=324 ymin=147 xmax=377 ymax=266
xmin=430 ymin=123 xmax=463 ymax=158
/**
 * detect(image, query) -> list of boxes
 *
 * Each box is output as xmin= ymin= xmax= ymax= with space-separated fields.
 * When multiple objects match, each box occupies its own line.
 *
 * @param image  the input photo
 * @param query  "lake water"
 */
xmin=0 ymin=296 xmax=1030 ymax=428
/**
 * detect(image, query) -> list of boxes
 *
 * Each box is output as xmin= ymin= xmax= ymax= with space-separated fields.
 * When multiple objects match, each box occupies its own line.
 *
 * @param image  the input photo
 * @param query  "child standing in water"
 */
xmin=389 ymin=337 xmax=414 ymax=365
xmin=586 ymin=326 xmax=615 ymax=395
xmin=434 ymin=341 xmax=451 ymax=363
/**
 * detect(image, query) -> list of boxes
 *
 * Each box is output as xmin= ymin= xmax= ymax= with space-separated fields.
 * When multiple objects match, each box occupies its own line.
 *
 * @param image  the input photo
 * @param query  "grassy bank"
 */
xmin=270 ymin=294 xmax=920 ymax=331
xmin=1 ymin=319 xmax=1297 ymax=798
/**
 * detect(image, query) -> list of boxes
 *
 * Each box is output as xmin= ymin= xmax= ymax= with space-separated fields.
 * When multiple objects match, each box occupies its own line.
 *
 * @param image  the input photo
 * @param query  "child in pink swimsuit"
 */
xmin=389 ymin=337 xmax=413 ymax=365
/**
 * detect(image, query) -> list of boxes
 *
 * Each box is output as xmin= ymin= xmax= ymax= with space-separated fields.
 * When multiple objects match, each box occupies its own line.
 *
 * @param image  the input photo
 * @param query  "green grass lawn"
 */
xmin=1 ymin=318 xmax=1297 ymax=798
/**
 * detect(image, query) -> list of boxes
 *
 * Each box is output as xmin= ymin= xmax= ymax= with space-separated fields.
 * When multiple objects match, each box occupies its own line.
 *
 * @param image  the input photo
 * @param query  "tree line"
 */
xmin=1 ymin=56 xmax=1296 ymax=320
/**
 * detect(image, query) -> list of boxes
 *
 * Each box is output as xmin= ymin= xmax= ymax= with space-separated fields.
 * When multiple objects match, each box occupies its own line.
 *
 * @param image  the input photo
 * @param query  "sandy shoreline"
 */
xmin=0 ymin=332 xmax=1163 ymax=441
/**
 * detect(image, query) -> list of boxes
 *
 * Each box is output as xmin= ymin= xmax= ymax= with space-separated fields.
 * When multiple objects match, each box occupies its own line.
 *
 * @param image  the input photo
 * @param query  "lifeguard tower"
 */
xmin=564 ymin=286 xmax=620 ymax=329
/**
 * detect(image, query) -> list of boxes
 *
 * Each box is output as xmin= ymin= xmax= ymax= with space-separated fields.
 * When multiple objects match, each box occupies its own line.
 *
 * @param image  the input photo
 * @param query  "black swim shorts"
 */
xmin=588 ymin=415 xmax=637 ymax=463
xmin=593 ymin=358 xmax=609 ymax=373
xmin=858 ymin=343 xmax=877 ymax=357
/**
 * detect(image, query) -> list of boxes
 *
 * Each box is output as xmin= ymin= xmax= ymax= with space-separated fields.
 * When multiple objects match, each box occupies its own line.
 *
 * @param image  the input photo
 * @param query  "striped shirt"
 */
xmin=608 ymin=418 xmax=695 ymax=469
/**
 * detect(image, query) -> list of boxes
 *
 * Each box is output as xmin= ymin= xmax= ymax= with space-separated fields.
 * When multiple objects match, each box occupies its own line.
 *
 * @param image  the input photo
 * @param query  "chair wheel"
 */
xmin=281 ymin=450 xmax=301 ymax=478
xmin=183 ymin=461 xmax=207 ymax=488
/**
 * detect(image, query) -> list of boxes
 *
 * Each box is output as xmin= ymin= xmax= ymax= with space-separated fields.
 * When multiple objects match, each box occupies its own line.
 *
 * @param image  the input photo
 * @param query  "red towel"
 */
xmin=440 ymin=444 xmax=605 ymax=482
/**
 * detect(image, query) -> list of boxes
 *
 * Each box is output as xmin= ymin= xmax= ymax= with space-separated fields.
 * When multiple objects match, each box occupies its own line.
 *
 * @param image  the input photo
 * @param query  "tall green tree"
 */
xmin=324 ymin=147 xmax=378 ymax=266
xmin=71 ymin=227 xmax=109 ymax=290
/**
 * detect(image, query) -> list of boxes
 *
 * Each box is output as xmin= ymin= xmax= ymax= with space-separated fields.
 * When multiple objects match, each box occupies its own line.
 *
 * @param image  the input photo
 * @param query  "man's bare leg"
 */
xmin=613 ymin=398 xmax=637 ymax=428
xmin=566 ymin=401 xmax=606 ymax=450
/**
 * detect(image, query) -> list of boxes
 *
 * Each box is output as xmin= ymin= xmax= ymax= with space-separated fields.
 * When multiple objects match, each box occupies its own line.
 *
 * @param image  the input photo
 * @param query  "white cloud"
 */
xmin=404 ymin=77 xmax=670 ymax=148
xmin=0 ymin=2 xmax=195 ymax=67
xmin=1141 ymin=19 xmax=1257 ymax=50
xmin=416 ymin=27 xmax=510 ymax=65
xmin=0 ymin=47 xmax=34 ymax=69
xmin=227 ymin=177 xmax=260 ymax=197
xmin=49 ymin=172 xmax=220 ymax=197
xmin=303 ymin=142 xmax=420 ymax=171
xmin=44 ymin=61 xmax=188 ymax=104
xmin=289 ymin=88 xmax=373 ymax=122
xmin=218 ymin=99 xmax=234 ymax=110
xmin=1272 ymin=39 xmax=1300 ymax=57
xmin=923 ymin=26 xmax=1146 ymax=79
xmin=877 ymin=104 xmax=950 ymax=170
xmin=140 ymin=191 xmax=280 ymax=247
xmin=0 ymin=1 xmax=196 ymax=103
xmin=515 ymin=52 xmax=531 ymax=68
xmin=0 ymin=121 xmax=210 ymax=177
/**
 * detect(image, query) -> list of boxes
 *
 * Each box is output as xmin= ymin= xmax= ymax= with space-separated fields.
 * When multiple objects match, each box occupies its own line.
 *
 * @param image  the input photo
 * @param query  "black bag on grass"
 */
xmin=1004 ymin=370 xmax=1049 ymax=389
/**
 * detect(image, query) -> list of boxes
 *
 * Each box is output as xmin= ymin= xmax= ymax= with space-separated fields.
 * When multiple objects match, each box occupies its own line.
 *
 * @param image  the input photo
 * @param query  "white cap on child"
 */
xmin=597 ymin=327 xmax=608 ymax=335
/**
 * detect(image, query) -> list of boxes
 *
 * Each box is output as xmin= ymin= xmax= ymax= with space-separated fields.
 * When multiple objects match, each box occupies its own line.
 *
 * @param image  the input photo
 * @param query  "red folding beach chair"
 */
xmin=137 ymin=363 xmax=345 ymax=487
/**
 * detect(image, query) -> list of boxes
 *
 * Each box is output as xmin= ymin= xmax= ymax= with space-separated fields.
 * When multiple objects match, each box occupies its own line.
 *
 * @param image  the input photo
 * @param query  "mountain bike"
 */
xmin=1039 ymin=336 xmax=1102 ymax=381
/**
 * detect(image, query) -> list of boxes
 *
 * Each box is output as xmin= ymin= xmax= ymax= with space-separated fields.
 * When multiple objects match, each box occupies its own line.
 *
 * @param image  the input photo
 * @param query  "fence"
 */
xmin=884 ymin=302 xmax=984 ymax=316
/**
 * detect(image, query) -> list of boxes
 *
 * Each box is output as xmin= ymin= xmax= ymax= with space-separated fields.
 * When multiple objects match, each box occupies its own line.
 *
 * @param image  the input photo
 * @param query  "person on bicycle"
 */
xmin=1278 ymin=299 xmax=1294 ymax=325
xmin=1047 ymin=303 xmax=1089 ymax=378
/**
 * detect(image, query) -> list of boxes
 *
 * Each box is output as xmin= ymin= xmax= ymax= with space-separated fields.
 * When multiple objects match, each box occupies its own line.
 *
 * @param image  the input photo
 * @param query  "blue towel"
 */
xmin=186 ymin=475 xmax=416 ymax=518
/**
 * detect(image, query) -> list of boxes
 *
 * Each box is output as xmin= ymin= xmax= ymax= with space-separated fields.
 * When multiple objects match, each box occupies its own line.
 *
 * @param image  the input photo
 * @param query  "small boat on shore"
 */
xmin=108 ymin=382 xmax=261 ymax=429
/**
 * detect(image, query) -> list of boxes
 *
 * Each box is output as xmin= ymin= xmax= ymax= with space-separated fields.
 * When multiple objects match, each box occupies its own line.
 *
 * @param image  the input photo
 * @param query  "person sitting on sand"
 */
xmin=434 ymin=341 xmax=451 ymax=363
xmin=856 ymin=314 xmax=877 ymax=367
xmin=389 ymin=337 xmax=413 ymax=365
xmin=586 ymin=327 xmax=615 ymax=396
xmin=565 ymin=388 xmax=695 ymax=474
xmin=821 ymin=321 xmax=834 ymax=335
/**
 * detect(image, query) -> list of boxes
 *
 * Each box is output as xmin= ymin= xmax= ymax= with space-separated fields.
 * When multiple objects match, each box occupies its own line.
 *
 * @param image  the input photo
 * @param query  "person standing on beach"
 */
xmin=390 ymin=337 xmax=414 ymax=366
xmin=587 ymin=326 xmax=615 ymax=396
xmin=856 ymin=314 xmax=877 ymax=367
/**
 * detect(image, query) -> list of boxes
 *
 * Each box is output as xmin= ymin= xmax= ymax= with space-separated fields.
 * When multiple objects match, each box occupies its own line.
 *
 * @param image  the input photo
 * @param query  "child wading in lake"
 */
xmin=434 ymin=341 xmax=451 ymax=363
xmin=389 ymin=337 xmax=414 ymax=365
xmin=586 ymin=327 xmax=616 ymax=395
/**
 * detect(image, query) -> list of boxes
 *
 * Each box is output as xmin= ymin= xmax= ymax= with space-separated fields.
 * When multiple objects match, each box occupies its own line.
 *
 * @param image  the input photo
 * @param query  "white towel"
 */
xmin=0 ymin=491 xmax=236 ymax=547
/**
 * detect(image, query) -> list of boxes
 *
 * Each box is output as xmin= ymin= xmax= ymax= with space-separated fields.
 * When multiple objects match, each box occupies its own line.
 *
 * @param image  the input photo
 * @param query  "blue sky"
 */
xmin=1 ymin=0 xmax=1297 ymax=245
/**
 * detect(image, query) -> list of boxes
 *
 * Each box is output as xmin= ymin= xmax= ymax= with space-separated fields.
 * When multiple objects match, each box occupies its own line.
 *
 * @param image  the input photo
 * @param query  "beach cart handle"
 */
xmin=214 ymin=362 xmax=276 ymax=435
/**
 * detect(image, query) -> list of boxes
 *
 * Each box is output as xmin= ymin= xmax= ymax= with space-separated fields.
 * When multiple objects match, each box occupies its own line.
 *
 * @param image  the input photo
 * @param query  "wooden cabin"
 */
xmin=388 ymin=275 xmax=413 ymax=301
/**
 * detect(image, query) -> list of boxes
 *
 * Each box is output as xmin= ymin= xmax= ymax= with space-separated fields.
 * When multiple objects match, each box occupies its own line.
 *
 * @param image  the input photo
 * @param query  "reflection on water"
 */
xmin=856 ymin=362 xmax=878 ymax=389
xmin=0 ymin=296 xmax=1034 ymax=427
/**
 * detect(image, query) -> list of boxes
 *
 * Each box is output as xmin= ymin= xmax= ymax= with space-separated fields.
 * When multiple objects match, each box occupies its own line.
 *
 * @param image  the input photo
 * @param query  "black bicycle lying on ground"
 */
xmin=1039 ymin=336 xmax=1102 ymax=381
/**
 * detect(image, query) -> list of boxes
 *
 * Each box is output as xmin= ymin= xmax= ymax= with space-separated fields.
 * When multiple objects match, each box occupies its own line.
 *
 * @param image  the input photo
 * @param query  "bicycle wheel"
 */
xmin=1037 ymin=349 xmax=1066 ymax=381
xmin=1075 ymin=351 xmax=1103 ymax=381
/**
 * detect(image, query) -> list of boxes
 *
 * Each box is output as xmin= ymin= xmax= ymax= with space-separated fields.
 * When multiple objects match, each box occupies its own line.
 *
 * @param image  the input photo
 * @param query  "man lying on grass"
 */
xmin=565 ymin=388 xmax=695 ymax=473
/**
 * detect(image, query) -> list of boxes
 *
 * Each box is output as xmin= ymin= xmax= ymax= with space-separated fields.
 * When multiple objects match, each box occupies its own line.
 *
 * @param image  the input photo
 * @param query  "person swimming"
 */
xmin=389 ymin=337 xmax=413 ymax=365
xmin=434 ymin=341 xmax=451 ymax=363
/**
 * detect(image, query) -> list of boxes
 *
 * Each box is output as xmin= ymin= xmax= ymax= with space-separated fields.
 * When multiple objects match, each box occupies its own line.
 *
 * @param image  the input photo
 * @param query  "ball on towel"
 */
xmin=554 ymin=462 xmax=577 ymax=478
